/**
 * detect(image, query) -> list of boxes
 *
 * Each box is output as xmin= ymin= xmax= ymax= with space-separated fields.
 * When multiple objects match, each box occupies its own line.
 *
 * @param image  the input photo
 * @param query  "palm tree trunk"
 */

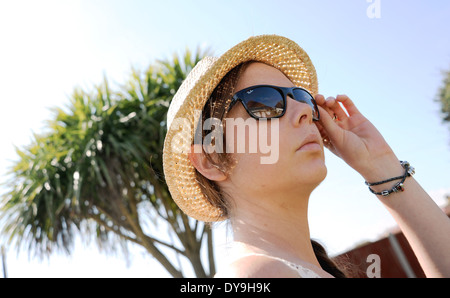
xmin=207 ymin=227 xmax=216 ymax=277
xmin=1 ymin=246 xmax=7 ymax=278
xmin=187 ymin=251 xmax=207 ymax=278
xmin=115 ymin=196 xmax=185 ymax=278
xmin=140 ymin=239 xmax=184 ymax=278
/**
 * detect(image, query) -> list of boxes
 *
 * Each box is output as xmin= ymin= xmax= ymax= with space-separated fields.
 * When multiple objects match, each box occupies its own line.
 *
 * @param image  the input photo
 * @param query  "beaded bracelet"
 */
xmin=365 ymin=161 xmax=415 ymax=197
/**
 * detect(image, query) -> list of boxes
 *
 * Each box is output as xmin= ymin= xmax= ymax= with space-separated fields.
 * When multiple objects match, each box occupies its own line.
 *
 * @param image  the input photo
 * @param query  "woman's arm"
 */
xmin=362 ymin=154 xmax=450 ymax=277
xmin=315 ymin=94 xmax=450 ymax=277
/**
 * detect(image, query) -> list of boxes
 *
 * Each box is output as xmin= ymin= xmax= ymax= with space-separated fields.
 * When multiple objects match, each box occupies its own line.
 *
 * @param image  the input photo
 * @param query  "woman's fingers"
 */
xmin=315 ymin=106 xmax=341 ymax=155
xmin=315 ymin=95 xmax=340 ymax=142
xmin=317 ymin=105 xmax=341 ymax=141
xmin=325 ymin=97 xmax=348 ymax=122
xmin=316 ymin=94 xmax=354 ymax=122
xmin=336 ymin=94 xmax=360 ymax=116
xmin=314 ymin=93 xmax=326 ymax=105
xmin=314 ymin=94 xmax=360 ymax=146
xmin=315 ymin=94 xmax=333 ymax=117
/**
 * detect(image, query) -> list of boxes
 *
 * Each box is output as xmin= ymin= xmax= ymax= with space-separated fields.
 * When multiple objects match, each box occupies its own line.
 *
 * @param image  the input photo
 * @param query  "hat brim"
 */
xmin=163 ymin=35 xmax=318 ymax=222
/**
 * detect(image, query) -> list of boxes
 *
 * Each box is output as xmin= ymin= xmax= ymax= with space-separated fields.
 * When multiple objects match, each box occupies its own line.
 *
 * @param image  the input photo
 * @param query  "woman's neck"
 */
xmin=230 ymin=192 xmax=321 ymax=268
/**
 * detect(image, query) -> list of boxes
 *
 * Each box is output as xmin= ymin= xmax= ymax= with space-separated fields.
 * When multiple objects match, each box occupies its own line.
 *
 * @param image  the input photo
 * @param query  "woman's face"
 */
xmin=221 ymin=62 xmax=327 ymax=204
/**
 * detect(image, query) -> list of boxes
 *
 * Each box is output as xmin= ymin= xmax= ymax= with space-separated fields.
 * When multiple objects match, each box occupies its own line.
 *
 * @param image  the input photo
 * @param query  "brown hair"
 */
xmin=193 ymin=62 xmax=347 ymax=278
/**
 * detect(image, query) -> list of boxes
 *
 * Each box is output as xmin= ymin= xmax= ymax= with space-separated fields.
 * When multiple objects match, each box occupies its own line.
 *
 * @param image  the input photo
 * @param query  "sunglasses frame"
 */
xmin=227 ymin=84 xmax=320 ymax=121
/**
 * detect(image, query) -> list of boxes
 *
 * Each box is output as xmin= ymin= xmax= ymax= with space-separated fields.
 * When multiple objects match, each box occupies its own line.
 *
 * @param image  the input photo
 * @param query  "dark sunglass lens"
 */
xmin=244 ymin=87 xmax=284 ymax=118
xmin=292 ymin=89 xmax=319 ymax=120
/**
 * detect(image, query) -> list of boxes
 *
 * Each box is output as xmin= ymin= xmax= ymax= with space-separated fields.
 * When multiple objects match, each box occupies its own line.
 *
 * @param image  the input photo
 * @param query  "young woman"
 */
xmin=162 ymin=35 xmax=450 ymax=278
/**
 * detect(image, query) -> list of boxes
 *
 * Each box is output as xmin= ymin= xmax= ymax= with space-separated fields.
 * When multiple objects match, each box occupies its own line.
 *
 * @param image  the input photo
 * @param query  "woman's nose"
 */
xmin=287 ymin=96 xmax=313 ymax=126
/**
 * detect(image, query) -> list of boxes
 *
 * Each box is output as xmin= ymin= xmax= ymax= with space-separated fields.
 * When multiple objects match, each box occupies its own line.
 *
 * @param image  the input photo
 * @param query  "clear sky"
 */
xmin=1 ymin=0 xmax=449 ymax=277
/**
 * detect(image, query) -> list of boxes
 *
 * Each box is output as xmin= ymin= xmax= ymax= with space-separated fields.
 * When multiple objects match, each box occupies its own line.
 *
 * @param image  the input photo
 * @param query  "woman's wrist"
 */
xmin=365 ymin=161 xmax=414 ymax=196
xmin=358 ymin=154 xmax=404 ymax=188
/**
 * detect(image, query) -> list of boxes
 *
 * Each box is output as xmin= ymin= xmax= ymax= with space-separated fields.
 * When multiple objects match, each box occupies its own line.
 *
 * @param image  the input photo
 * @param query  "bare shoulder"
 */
xmin=215 ymin=254 xmax=300 ymax=278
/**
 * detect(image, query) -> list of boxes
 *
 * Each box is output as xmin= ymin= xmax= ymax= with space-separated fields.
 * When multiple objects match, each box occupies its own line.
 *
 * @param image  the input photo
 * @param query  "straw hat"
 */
xmin=162 ymin=35 xmax=318 ymax=222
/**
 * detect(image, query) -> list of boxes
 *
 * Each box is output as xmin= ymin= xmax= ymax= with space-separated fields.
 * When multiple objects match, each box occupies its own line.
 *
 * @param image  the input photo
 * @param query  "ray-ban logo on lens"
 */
xmin=246 ymin=89 xmax=254 ymax=95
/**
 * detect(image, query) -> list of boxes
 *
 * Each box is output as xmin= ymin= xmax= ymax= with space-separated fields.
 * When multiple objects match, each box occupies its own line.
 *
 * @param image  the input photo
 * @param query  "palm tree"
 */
xmin=0 ymin=48 xmax=216 ymax=278
xmin=437 ymin=68 xmax=450 ymax=125
xmin=1 ymin=245 xmax=6 ymax=278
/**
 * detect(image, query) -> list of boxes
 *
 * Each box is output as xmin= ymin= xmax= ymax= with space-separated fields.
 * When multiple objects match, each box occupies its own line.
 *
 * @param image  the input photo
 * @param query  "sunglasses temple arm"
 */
xmin=226 ymin=96 xmax=238 ymax=112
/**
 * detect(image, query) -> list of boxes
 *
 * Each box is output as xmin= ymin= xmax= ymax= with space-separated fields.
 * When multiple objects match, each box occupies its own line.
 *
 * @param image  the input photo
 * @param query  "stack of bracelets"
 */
xmin=365 ymin=161 xmax=415 ymax=197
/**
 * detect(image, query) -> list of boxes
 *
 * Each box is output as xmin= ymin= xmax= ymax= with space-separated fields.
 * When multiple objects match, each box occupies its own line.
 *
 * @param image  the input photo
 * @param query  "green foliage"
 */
xmin=438 ymin=68 xmax=450 ymax=123
xmin=0 ymin=48 xmax=213 ymax=277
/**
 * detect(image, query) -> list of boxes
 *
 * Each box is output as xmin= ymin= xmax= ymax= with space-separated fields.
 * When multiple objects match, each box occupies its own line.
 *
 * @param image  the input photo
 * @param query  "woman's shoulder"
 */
xmin=214 ymin=254 xmax=302 ymax=278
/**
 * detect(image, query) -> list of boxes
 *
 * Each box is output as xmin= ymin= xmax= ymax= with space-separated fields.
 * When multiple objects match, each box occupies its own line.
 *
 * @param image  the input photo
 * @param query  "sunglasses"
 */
xmin=227 ymin=85 xmax=320 ymax=121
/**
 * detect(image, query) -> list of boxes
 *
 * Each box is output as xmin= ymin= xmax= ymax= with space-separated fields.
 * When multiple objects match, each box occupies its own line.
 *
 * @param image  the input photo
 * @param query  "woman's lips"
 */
xmin=297 ymin=142 xmax=321 ymax=151
xmin=297 ymin=133 xmax=322 ymax=152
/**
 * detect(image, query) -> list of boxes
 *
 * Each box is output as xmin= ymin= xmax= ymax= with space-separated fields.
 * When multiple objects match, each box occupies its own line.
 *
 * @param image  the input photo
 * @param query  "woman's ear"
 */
xmin=189 ymin=144 xmax=227 ymax=182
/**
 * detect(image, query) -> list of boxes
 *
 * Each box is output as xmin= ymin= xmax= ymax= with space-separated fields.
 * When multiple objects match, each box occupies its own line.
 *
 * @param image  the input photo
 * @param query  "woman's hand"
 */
xmin=314 ymin=94 xmax=401 ymax=181
xmin=314 ymin=94 xmax=450 ymax=277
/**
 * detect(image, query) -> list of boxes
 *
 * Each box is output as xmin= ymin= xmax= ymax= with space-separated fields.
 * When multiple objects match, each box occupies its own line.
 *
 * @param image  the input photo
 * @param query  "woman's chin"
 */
xmin=295 ymin=160 xmax=327 ymax=187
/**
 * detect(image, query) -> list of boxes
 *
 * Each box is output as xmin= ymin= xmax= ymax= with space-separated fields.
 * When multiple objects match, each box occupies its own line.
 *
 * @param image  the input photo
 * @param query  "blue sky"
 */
xmin=1 ymin=0 xmax=449 ymax=277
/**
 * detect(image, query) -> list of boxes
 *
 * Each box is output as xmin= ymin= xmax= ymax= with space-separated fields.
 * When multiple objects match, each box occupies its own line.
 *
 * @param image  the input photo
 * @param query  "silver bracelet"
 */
xmin=366 ymin=161 xmax=415 ymax=197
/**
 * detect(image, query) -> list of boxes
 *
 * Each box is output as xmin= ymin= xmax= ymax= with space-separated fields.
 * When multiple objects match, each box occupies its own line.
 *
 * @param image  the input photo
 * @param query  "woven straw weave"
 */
xmin=163 ymin=35 xmax=318 ymax=222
